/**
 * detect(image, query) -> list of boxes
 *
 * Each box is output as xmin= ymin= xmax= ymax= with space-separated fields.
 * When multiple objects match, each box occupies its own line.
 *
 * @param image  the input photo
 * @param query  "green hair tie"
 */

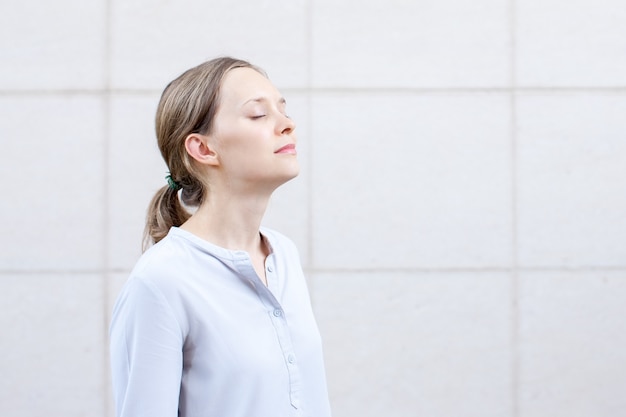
xmin=165 ymin=174 xmax=181 ymax=191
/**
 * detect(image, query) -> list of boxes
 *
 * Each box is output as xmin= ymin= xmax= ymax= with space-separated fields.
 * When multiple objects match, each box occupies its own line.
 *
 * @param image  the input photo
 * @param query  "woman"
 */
xmin=110 ymin=57 xmax=332 ymax=417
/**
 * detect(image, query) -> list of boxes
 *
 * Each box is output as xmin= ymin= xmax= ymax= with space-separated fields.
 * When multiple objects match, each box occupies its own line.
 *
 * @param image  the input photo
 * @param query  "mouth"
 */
xmin=275 ymin=144 xmax=297 ymax=154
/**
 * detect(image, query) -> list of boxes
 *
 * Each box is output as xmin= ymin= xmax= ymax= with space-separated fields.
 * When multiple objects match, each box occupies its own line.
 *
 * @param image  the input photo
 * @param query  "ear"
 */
xmin=184 ymin=133 xmax=220 ymax=166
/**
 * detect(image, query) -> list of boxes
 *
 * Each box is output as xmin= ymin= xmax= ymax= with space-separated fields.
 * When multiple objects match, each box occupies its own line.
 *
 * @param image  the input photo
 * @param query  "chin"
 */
xmin=280 ymin=169 xmax=300 ymax=185
xmin=280 ymin=159 xmax=300 ymax=179
xmin=272 ymin=167 xmax=300 ymax=190
xmin=289 ymin=164 xmax=300 ymax=178
xmin=288 ymin=164 xmax=300 ymax=180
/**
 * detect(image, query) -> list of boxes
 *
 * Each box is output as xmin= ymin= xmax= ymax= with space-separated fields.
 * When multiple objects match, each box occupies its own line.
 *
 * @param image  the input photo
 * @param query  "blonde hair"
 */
xmin=143 ymin=57 xmax=261 ymax=249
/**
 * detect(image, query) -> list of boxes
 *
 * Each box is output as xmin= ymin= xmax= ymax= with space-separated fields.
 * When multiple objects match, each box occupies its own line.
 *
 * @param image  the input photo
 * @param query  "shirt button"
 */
xmin=287 ymin=354 xmax=295 ymax=364
xmin=273 ymin=309 xmax=282 ymax=317
xmin=267 ymin=265 xmax=274 ymax=272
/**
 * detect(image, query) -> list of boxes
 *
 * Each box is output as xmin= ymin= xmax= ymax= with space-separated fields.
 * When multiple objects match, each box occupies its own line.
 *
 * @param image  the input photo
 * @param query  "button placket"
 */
xmin=267 ymin=304 xmax=302 ymax=409
xmin=255 ymin=255 xmax=302 ymax=409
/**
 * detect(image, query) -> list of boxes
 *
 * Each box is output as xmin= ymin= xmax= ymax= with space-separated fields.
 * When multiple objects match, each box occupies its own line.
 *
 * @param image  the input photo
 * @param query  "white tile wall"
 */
xmin=311 ymin=93 xmax=513 ymax=269
xmin=517 ymin=94 xmax=626 ymax=267
xmin=3 ymin=0 xmax=626 ymax=416
xmin=0 ymin=273 xmax=105 ymax=417
xmin=312 ymin=0 xmax=511 ymax=88
xmin=516 ymin=0 xmax=626 ymax=87
xmin=108 ymin=93 xmax=167 ymax=270
xmin=0 ymin=96 xmax=105 ymax=270
xmin=519 ymin=271 xmax=626 ymax=417
xmin=0 ymin=0 xmax=106 ymax=90
xmin=110 ymin=0 xmax=309 ymax=90
xmin=312 ymin=271 xmax=513 ymax=417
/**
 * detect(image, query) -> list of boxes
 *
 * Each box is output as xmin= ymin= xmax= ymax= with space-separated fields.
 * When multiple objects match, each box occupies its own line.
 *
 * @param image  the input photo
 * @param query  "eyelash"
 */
xmin=249 ymin=113 xmax=290 ymax=120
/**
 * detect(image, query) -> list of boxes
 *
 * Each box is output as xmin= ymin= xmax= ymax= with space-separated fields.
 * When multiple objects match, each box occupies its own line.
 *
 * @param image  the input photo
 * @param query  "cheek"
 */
xmin=213 ymin=118 xmax=276 ymax=162
xmin=222 ymin=122 xmax=271 ymax=146
xmin=218 ymin=134 xmax=271 ymax=167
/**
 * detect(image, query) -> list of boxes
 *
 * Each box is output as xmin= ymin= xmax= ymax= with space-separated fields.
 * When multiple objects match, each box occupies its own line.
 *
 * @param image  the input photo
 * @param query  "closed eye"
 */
xmin=250 ymin=115 xmax=266 ymax=120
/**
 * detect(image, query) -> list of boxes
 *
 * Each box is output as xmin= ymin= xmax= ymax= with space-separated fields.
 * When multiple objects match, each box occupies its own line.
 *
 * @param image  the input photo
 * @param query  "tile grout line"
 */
xmin=4 ymin=86 xmax=626 ymax=96
xmin=305 ymin=0 xmax=315 ymax=303
xmin=102 ymin=0 xmax=113 ymax=415
xmin=291 ymin=265 xmax=626 ymax=274
xmin=511 ymin=101 xmax=521 ymax=417
xmin=509 ymin=0 xmax=520 ymax=415
xmin=2 ymin=265 xmax=626 ymax=275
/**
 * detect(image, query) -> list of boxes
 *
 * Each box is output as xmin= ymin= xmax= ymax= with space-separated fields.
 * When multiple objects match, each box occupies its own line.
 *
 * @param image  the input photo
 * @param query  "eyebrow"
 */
xmin=242 ymin=97 xmax=287 ymax=107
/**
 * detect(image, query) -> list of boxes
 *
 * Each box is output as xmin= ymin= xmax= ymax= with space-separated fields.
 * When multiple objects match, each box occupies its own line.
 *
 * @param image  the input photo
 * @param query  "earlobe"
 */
xmin=184 ymin=133 xmax=220 ymax=166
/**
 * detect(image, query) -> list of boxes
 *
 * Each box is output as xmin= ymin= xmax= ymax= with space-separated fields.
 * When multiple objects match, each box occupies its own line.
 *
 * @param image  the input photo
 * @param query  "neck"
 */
xmin=181 ymin=188 xmax=271 ymax=253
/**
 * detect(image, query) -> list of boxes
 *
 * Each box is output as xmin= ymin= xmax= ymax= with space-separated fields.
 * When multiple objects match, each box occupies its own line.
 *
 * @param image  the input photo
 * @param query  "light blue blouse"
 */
xmin=110 ymin=227 xmax=332 ymax=417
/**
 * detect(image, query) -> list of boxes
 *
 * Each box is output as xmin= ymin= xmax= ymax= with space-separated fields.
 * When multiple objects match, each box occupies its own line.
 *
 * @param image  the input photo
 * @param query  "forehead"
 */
xmin=219 ymin=67 xmax=281 ymax=105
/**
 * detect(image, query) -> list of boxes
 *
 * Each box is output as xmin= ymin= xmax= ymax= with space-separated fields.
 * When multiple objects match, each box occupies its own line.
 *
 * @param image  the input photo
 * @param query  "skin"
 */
xmin=181 ymin=67 xmax=298 ymax=285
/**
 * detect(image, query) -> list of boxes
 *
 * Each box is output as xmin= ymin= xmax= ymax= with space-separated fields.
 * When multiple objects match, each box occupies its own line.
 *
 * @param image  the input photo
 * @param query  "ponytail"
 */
xmin=143 ymin=185 xmax=191 ymax=250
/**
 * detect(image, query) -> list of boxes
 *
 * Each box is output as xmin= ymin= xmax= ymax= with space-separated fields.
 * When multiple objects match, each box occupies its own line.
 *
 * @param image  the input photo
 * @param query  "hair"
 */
xmin=143 ymin=57 xmax=262 ymax=250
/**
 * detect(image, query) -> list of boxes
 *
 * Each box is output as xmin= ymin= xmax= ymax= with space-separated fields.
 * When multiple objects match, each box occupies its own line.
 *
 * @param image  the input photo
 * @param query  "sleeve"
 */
xmin=109 ymin=278 xmax=184 ymax=417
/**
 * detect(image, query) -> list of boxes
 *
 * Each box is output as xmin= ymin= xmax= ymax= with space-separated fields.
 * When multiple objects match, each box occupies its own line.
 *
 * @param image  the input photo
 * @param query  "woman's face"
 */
xmin=209 ymin=67 xmax=299 ymax=193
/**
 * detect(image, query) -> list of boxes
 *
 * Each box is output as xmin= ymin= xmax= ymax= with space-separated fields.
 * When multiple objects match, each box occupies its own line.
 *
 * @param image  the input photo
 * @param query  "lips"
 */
xmin=275 ymin=144 xmax=296 ymax=154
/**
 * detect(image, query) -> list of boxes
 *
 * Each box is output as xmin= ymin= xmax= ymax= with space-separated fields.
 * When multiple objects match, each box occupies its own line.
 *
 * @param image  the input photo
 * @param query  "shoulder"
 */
xmin=116 ymin=231 xmax=196 ymax=307
xmin=112 ymin=233 xmax=193 ymax=334
xmin=134 ymin=232 xmax=186 ymax=273
xmin=131 ymin=228 xmax=210 ymax=283
xmin=117 ymin=235 xmax=183 ymax=303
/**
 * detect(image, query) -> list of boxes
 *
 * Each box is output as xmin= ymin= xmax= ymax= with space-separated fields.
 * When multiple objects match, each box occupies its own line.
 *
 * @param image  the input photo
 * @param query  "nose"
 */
xmin=279 ymin=113 xmax=295 ymax=135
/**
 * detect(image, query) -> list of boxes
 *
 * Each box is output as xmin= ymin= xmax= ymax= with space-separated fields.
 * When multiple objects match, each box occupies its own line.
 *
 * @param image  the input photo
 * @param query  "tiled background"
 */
xmin=1 ymin=0 xmax=625 ymax=416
